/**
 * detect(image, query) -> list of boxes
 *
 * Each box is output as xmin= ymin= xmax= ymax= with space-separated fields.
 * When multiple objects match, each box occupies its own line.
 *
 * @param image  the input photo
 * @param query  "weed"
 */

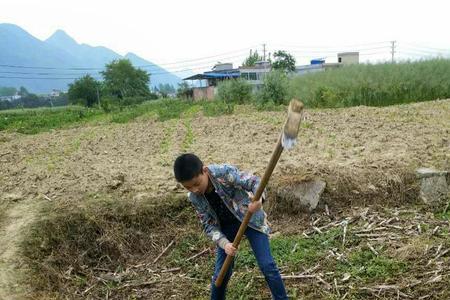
xmin=335 ymin=249 xmax=407 ymax=283
xmin=182 ymin=118 xmax=194 ymax=151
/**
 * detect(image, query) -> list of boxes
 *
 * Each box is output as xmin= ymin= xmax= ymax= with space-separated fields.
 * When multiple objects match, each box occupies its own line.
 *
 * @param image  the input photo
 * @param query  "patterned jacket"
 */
xmin=188 ymin=164 xmax=270 ymax=248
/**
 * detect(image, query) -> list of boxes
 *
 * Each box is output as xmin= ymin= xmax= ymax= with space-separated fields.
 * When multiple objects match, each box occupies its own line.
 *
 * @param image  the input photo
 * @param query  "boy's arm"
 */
xmin=223 ymin=165 xmax=266 ymax=202
xmin=189 ymin=194 xmax=230 ymax=249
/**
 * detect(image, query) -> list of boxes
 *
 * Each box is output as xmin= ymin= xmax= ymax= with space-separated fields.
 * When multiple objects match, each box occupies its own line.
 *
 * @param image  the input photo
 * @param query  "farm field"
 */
xmin=0 ymin=99 xmax=449 ymax=299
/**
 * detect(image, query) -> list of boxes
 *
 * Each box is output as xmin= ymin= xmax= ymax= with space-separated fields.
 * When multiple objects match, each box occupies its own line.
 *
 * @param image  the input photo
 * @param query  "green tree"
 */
xmin=272 ymin=50 xmax=296 ymax=73
xmin=176 ymin=81 xmax=192 ymax=98
xmin=258 ymin=70 xmax=289 ymax=105
xmin=68 ymin=75 xmax=100 ymax=107
xmin=157 ymin=83 xmax=176 ymax=98
xmin=101 ymin=59 xmax=150 ymax=99
xmin=0 ymin=87 xmax=17 ymax=96
xmin=242 ymin=50 xmax=263 ymax=67
xmin=217 ymin=78 xmax=252 ymax=105
xmin=18 ymin=86 xmax=30 ymax=97
xmin=0 ymin=99 xmax=13 ymax=110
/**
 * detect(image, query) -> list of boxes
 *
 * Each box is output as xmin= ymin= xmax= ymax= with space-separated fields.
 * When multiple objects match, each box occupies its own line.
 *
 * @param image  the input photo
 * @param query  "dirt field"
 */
xmin=0 ymin=99 xmax=449 ymax=299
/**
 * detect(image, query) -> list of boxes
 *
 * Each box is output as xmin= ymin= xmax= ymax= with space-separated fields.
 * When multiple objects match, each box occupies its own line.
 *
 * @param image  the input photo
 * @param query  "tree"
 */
xmin=157 ymin=83 xmax=176 ymax=98
xmin=271 ymin=50 xmax=296 ymax=73
xmin=217 ymin=79 xmax=252 ymax=105
xmin=242 ymin=50 xmax=263 ymax=67
xmin=68 ymin=75 xmax=100 ymax=107
xmin=0 ymin=100 xmax=12 ymax=110
xmin=18 ymin=86 xmax=30 ymax=97
xmin=258 ymin=70 xmax=290 ymax=105
xmin=176 ymin=81 xmax=192 ymax=99
xmin=0 ymin=87 xmax=17 ymax=97
xmin=101 ymin=59 xmax=150 ymax=99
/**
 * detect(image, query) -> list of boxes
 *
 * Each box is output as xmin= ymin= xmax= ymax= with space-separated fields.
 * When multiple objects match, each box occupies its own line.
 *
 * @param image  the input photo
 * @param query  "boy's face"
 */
xmin=181 ymin=167 xmax=210 ymax=195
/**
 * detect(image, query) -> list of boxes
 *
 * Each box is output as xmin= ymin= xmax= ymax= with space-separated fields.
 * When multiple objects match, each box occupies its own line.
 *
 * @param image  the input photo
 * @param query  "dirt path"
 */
xmin=0 ymin=199 xmax=39 ymax=300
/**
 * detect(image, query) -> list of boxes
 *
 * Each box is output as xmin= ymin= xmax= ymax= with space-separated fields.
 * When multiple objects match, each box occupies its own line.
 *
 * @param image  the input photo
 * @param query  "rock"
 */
xmin=416 ymin=168 xmax=448 ymax=206
xmin=275 ymin=179 xmax=326 ymax=212
xmin=416 ymin=168 xmax=448 ymax=179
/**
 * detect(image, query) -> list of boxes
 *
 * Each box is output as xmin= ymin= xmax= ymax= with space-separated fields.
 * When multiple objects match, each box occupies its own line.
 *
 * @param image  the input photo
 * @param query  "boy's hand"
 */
xmin=224 ymin=243 xmax=237 ymax=256
xmin=248 ymin=198 xmax=262 ymax=213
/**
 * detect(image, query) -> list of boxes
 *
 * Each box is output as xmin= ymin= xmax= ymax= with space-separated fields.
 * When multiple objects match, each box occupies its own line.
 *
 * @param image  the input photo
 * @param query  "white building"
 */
xmin=239 ymin=61 xmax=271 ymax=87
xmin=338 ymin=52 xmax=359 ymax=64
xmin=50 ymin=89 xmax=61 ymax=97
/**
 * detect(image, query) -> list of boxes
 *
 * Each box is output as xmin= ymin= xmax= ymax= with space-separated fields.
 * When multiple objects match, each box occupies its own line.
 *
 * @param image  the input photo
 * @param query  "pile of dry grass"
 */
xmin=19 ymin=193 xmax=193 ymax=295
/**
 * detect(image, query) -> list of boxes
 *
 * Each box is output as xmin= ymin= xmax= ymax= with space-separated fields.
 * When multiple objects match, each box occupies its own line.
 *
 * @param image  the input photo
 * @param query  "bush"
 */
xmin=216 ymin=79 xmax=252 ymax=104
xmin=258 ymin=70 xmax=289 ymax=105
xmin=121 ymin=96 xmax=148 ymax=106
xmin=100 ymin=96 xmax=155 ymax=113
xmin=152 ymin=99 xmax=193 ymax=121
xmin=99 ymin=96 xmax=119 ymax=112
xmin=202 ymin=100 xmax=234 ymax=116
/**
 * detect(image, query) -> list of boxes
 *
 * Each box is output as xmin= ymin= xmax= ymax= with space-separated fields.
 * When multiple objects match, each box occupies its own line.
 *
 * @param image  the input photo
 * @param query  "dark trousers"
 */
xmin=210 ymin=222 xmax=288 ymax=300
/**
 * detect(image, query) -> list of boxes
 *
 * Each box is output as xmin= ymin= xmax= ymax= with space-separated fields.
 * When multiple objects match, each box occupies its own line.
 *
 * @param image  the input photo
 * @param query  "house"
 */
xmin=239 ymin=61 xmax=271 ymax=90
xmin=0 ymin=93 xmax=21 ymax=101
xmin=183 ymin=63 xmax=240 ymax=100
xmin=50 ymin=89 xmax=61 ymax=97
xmin=295 ymin=59 xmax=341 ymax=76
xmin=294 ymin=52 xmax=359 ymax=76
xmin=338 ymin=52 xmax=359 ymax=64
xmin=183 ymin=51 xmax=360 ymax=101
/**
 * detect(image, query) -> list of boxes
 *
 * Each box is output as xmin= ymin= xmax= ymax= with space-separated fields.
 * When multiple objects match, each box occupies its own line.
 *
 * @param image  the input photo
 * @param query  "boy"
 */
xmin=174 ymin=153 xmax=288 ymax=300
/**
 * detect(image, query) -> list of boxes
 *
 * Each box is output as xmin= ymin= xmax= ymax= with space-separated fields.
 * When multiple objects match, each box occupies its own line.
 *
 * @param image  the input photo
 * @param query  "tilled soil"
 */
xmin=1 ymin=100 xmax=448 ymax=204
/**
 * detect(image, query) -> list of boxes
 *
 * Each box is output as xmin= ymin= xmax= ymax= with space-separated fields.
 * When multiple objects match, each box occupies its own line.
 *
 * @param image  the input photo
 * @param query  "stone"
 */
xmin=276 ymin=179 xmax=326 ymax=212
xmin=416 ymin=168 xmax=448 ymax=206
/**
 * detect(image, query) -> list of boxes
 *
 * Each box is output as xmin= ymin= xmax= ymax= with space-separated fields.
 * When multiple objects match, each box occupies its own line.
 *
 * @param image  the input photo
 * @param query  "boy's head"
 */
xmin=174 ymin=153 xmax=209 ymax=195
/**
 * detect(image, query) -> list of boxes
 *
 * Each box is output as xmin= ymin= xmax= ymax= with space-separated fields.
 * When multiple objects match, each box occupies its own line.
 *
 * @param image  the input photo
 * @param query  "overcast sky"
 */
xmin=2 ymin=0 xmax=450 ymax=72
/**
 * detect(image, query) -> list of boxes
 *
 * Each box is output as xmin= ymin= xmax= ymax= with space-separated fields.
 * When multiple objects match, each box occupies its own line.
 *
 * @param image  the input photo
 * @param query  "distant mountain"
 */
xmin=45 ymin=30 xmax=121 ymax=68
xmin=0 ymin=23 xmax=182 ymax=94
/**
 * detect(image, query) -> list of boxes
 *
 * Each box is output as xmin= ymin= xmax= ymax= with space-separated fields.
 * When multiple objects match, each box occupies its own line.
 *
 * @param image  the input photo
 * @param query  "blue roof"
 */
xmin=204 ymin=72 xmax=240 ymax=78
xmin=183 ymin=72 xmax=240 ymax=80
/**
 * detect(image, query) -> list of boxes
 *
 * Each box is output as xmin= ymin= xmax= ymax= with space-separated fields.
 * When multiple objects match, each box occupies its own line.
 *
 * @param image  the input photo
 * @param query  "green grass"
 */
xmin=182 ymin=118 xmax=194 ymax=151
xmin=235 ymin=228 xmax=343 ymax=272
xmin=163 ymin=227 xmax=409 ymax=299
xmin=436 ymin=205 xmax=450 ymax=220
xmin=290 ymin=58 xmax=450 ymax=108
xmin=202 ymin=100 xmax=234 ymax=116
xmin=335 ymin=249 xmax=407 ymax=283
xmin=160 ymin=123 xmax=175 ymax=154
xmin=0 ymin=105 xmax=103 ymax=134
xmin=0 ymin=99 xmax=240 ymax=135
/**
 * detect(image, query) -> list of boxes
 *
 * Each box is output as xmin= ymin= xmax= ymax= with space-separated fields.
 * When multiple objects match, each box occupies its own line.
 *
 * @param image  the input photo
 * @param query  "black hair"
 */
xmin=174 ymin=153 xmax=204 ymax=182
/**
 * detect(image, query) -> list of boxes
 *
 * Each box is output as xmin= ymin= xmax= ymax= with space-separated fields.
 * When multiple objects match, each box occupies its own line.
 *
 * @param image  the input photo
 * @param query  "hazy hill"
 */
xmin=0 ymin=23 xmax=182 ymax=93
